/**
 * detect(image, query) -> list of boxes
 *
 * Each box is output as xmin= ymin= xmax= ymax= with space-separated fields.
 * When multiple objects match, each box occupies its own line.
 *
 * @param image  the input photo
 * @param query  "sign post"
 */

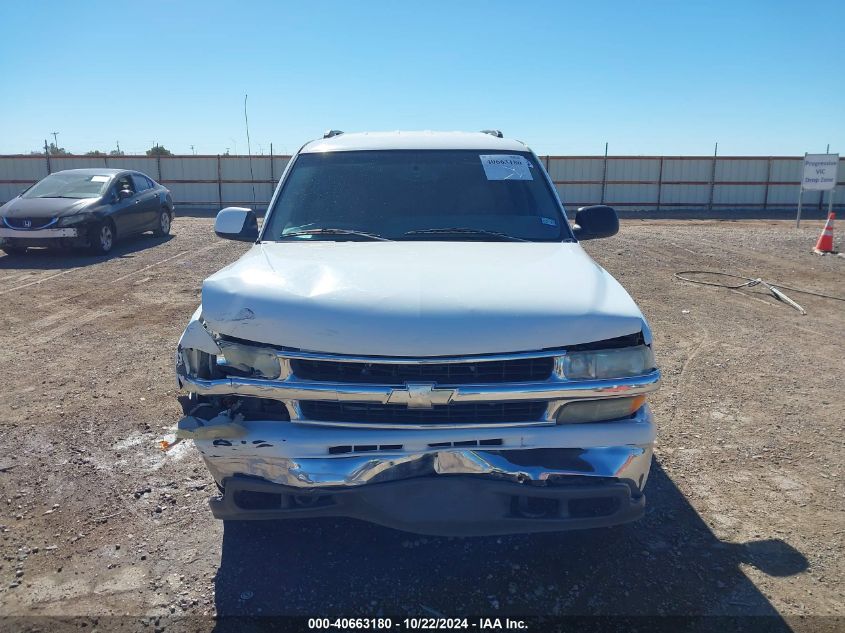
xmin=797 ymin=153 xmax=839 ymax=227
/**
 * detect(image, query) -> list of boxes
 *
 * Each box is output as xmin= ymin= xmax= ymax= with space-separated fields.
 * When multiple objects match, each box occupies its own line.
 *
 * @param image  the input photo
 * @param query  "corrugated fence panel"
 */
xmin=770 ymin=159 xmax=803 ymax=183
xmin=221 ymin=156 xmax=271 ymax=181
xmin=547 ymin=158 xmax=604 ymax=182
xmin=167 ymin=183 xmax=219 ymax=207
xmin=606 ymin=158 xmax=660 ymax=182
xmin=555 ymin=184 xmax=602 ymax=207
xmin=221 ymin=183 xmax=273 ymax=209
xmin=713 ymin=185 xmax=766 ymax=205
xmin=0 ymin=157 xmax=47 ymax=182
xmin=606 ymin=184 xmax=659 ymax=207
xmin=716 ymin=159 xmax=768 ymax=183
xmin=661 ymin=159 xmax=712 ymax=182
xmin=660 ymin=184 xmax=711 ymax=205
xmin=101 ymin=157 xmax=160 ymax=175
xmin=0 ymin=154 xmax=841 ymax=211
xmin=161 ymin=156 xmax=218 ymax=181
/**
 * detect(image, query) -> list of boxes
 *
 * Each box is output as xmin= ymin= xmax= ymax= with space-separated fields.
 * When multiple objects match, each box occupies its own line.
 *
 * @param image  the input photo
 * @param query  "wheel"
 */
xmin=153 ymin=209 xmax=172 ymax=237
xmin=1 ymin=244 xmax=27 ymax=256
xmin=89 ymin=220 xmax=115 ymax=255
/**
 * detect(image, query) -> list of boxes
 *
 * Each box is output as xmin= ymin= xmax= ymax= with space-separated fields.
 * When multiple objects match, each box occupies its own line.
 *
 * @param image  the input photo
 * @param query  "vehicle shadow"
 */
xmin=0 ymin=233 xmax=174 ymax=270
xmin=212 ymin=462 xmax=807 ymax=629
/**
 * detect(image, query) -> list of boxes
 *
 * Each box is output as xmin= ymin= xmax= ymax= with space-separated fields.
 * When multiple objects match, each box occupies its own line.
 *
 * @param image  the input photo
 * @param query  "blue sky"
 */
xmin=0 ymin=0 xmax=842 ymax=156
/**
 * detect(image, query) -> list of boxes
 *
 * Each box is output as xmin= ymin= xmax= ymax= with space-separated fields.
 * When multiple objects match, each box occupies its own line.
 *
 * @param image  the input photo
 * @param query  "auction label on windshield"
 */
xmin=479 ymin=155 xmax=533 ymax=180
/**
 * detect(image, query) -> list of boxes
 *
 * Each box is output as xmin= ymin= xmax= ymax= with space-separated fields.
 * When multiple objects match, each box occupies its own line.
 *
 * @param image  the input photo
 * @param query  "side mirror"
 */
xmin=573 ymin=205 xmax=619 ymax=240
xmin=117 ymin=189 xmax=133 ymax=200
xmin=215 ymin=207 xmax=258 ymax=242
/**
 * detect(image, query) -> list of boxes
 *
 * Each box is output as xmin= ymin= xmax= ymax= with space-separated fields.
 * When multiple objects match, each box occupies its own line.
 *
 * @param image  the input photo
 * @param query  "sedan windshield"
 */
xmin=22 ymin=172 xmax=112 ymax=199
xmin=263 ymin=150 xmax=570 ymax=242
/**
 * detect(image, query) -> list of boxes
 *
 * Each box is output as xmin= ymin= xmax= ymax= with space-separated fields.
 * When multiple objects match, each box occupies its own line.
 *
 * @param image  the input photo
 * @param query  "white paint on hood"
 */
xmin=200 ymin=241 xmax=647 ymax=357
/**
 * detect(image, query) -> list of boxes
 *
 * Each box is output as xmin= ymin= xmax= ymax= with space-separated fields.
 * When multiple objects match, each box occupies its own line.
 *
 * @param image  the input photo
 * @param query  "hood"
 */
xmin=201 ymin=241 xmax=647 ymax=357
xmin=0 ymin=196 xmax=99 ymax=219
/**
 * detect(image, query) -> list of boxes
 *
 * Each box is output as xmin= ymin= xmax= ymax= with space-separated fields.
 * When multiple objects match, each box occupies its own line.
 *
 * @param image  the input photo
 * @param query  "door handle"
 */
xmin=135 ymin=200 xmax=141 ymax=204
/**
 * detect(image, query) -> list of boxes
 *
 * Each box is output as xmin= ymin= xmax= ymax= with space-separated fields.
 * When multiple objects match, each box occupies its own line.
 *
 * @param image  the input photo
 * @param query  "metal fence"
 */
xmin=1 ymin=153 xmax=841 ymax=214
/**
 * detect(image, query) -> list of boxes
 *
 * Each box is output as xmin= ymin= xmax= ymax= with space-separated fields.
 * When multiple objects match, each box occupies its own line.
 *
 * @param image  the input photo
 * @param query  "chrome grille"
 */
xmin=3 ymin=217 xmax=56 ymax=230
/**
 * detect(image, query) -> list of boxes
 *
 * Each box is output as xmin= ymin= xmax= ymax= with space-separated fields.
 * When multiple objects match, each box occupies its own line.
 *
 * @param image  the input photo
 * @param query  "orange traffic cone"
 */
xmin=814 ymin=213 xmax=836 ymax=254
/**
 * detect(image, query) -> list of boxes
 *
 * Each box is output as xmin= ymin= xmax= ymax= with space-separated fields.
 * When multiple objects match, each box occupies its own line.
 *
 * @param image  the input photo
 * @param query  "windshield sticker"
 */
xmin=479 ymin=155 xmax=533 ymax=181
xmin=541 ymin=217 xmax=557 ymax=226
xmin=90 ymin=176 xmax=110 ymax=182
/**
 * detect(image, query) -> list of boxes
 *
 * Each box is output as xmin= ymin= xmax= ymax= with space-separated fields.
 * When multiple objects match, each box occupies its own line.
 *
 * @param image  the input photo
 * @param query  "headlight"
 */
xmin=561 ymin=345 xmax=655 ymax=380
xmin=57 ymin=213 xmax=94 ymax=227
xmin=556 ymin=395 xmax=645 ymax=424
xmin=217 ymin=340 xmax=281 ymax=379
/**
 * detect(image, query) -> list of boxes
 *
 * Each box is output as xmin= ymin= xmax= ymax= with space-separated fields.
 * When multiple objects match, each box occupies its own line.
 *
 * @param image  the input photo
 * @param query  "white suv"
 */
xmin=175 ymin=130 xmax=660 ymax=536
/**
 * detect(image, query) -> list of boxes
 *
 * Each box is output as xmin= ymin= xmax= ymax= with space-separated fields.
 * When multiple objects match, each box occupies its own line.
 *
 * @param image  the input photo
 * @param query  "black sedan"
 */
xmin=0 ymin=168 xmax=175 ymax=255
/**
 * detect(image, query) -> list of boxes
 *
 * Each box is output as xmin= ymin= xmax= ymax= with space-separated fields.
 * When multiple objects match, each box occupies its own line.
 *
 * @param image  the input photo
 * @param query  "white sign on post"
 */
xmin=802 ymin=154 xmax=839 ymax=191
xmin=796 ymin=153 xmax=839 ymax=227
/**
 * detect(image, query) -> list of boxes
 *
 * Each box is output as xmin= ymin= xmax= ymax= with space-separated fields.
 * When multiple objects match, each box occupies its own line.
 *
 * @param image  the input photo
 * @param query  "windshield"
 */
xmin=22 ymin=172 xmax=112 ymax=199
xmin=263 ymin=150 xmax=570 ymax=242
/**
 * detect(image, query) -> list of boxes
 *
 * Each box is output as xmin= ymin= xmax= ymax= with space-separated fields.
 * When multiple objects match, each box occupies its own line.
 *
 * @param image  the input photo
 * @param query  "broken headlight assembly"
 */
xmin=57 ymin=213 xmax=94 ymax=227
xmin=561 ymin=345 xmax=655 ymax=380
xmin=217 ymin=340 xmax=281 ymax=379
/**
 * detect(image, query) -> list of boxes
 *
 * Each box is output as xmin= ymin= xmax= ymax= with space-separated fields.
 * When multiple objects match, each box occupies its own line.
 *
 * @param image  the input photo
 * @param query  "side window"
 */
xmin=132 ymin=174 xmax=152 ymax=192
xmin=115 ymin=175 xmax=135 ymax=197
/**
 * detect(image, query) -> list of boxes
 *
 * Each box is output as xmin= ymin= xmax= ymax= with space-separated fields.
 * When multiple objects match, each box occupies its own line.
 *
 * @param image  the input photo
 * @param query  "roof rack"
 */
xmin=480 ymin=129 xmax=503 ymax=138
xmin=323 ymin=129 xmax=344 ymax=139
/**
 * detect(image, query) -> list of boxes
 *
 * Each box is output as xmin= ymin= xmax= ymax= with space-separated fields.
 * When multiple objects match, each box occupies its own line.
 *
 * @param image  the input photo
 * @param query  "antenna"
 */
xmin=244 ymin=94 xmax=256 ymax=207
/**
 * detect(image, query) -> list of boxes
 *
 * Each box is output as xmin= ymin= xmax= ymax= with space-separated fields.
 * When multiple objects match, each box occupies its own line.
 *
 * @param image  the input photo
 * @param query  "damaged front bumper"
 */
xmin=191 ymin=406 xmax=655 ymax=535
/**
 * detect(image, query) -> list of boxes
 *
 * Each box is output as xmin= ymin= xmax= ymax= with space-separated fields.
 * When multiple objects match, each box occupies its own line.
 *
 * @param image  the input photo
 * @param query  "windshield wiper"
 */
xmin=278 ymin=228 xmax=390 ymax=241
xmin=402 ymin=227 xmax=528 ymax=242
xmin=35 ymin=195 xmax=78 ymax=199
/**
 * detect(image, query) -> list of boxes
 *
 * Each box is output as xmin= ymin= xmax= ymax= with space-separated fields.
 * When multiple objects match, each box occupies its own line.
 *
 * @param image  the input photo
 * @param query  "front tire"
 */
xmin=153 ymin=209 xmax=172 ymax=237
xmin=89 ymin=221 xmax=115 ymax=255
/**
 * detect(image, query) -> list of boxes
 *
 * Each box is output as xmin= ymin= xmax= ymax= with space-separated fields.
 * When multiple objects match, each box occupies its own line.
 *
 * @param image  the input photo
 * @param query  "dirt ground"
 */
xmin=0 ymin=217 xmax=843 ymax=630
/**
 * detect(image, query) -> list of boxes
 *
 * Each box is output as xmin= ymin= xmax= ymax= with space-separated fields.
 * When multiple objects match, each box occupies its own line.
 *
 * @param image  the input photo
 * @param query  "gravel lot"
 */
xmin=0 ymin=217 xmax=842 ymax=630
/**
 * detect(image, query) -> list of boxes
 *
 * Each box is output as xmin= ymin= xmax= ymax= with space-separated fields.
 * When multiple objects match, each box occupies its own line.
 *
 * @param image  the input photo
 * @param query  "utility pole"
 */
xmin=51 ymin=131 xmax=59 ymax=149
xmin=190 ymin=145 xmax=196 ymax=155
xmin=116 ymin=140 xmax=121 ymax=154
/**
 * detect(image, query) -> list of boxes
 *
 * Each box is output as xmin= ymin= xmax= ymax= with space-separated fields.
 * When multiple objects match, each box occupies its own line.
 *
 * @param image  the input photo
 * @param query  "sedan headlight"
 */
xmin=57 ymin=213 xmax=94 ymax=227
xmin=556 ymin=395 xmax=645 ymax=424
xmin=561 ymin=345 xmax=655 ymax=380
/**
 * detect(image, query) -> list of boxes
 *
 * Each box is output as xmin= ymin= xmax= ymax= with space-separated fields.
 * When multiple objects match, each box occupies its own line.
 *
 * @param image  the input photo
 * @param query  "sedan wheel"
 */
xmin=154 ymin=209 xmax=172 ymax=237
xmin=90 ymin=221 xmax=115 ymax=254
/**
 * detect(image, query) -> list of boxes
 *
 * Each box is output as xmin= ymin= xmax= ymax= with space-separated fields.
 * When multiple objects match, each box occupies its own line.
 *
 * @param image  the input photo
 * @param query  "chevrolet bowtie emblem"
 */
xmin=386 ymin=383 xmax=456 ymax=409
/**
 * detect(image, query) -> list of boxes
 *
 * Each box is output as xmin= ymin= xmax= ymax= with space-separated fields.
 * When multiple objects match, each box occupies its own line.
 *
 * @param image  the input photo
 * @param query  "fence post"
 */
xmin=763 ymin=157 xmax=772 ymax=211
xmin=43 ymin=139 xmax=52 ymax=175
xmin=656 ymin=156 xmax=664 ymax=212
xmin=217 ymin=154 xmax=223 ymax=210
xmin=708 ymin=142 xmax=718 ymax=213
xmin=156 ymin=154 xmax=162 ymax=182
xmin=269 ymin=142 xmax=274 ymax=184
xmin=600 ymin=142 xmax=608 ymax=204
